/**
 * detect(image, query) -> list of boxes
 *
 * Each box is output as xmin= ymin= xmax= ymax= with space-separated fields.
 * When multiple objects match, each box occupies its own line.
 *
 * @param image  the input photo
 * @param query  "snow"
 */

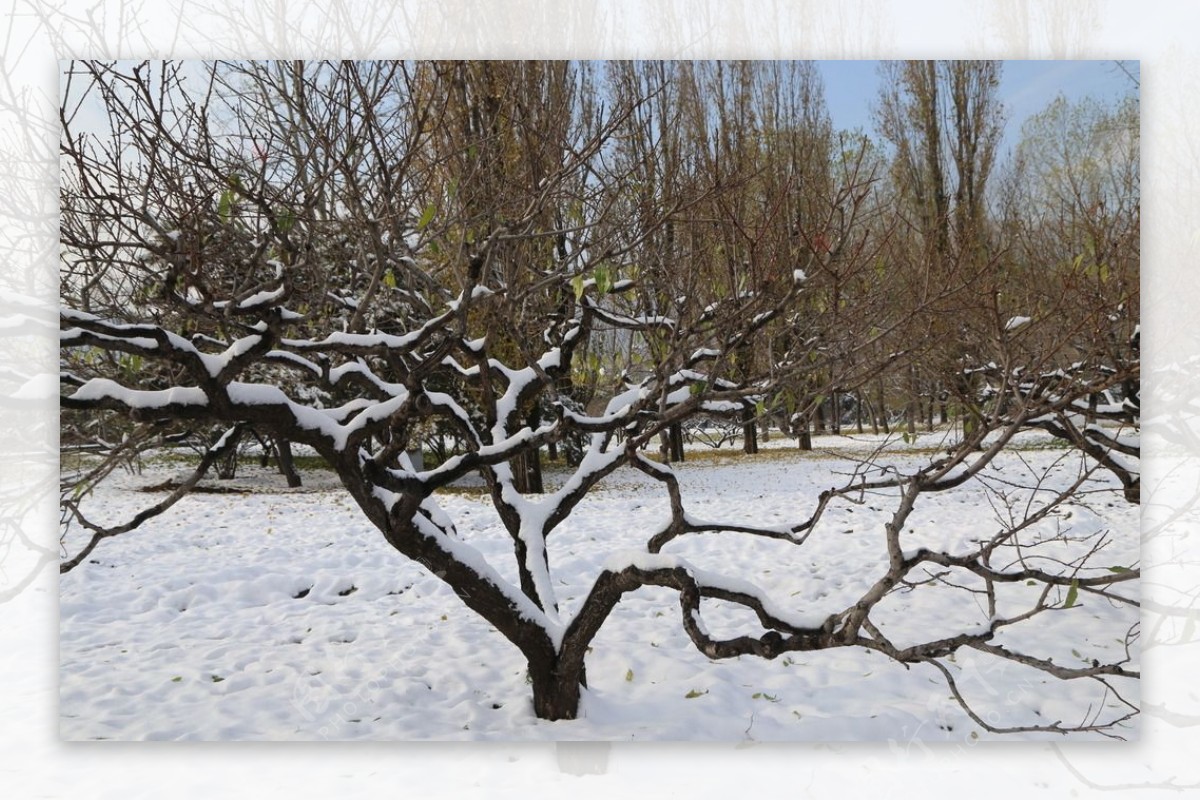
xmin=60 ymin=328 xmax=159 ymax=351
xmin=236 ymin=286 xmax=287 ymax=308
xmin=197 ymin=334 xmax=265 ymax=378
xmin=283 ymin=330 xmax=422 ymax=351
xmin=58 ymin=430 xmax=1139 ymax=741
xmin=69 ymin=378 xmax=208 ymax=409
xmin=1005 ymin=315 xmax=1032 ymax=331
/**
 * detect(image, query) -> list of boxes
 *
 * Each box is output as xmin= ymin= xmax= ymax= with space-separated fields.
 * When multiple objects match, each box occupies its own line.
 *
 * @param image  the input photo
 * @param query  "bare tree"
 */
xmin=60 ymin=60 xmax=1138 ymax=731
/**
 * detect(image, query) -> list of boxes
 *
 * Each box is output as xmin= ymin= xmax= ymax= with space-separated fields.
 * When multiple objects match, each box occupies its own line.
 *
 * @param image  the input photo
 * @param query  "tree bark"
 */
xmin=528 ymin=652 xmax=586 ymax=720
xmin=214 ymin=428 xmax=241 ymax=479
xmin=741 ymin=406 xmax=758 ymax=454
xmin=276 ymin=438 xmax=302 ymax=488
xmin=875 ymin=377 xmax=890 ymax=434
xmin=669 ymin=421 xmax=685 ymax=462
xmin=796 ymin=413 xmax=813 ymax=451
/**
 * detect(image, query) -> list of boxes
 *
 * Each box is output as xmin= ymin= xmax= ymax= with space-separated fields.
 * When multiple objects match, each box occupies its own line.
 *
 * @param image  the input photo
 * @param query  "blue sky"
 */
xmin=817 ymin=60 xmax=1139 ymax=155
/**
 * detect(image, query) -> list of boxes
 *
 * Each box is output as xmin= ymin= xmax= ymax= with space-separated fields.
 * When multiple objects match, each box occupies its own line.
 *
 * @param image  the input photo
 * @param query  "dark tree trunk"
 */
xmin=255 ymin=431 xmax=271 ymax=467
xmin=214 ymin=428 xmax=241 ymax=479
xmin=528 ymin=653 xmax=586 ymax=721
xmin=512 ymin=409 xmax=545 ymax=493
xmin=669 ymin=421 xmax=685 ymax=462
xmin=796 ymin=413 xmax=813 ymax=451
xmin=276 ymin=438 xmax=302 ymax=488
xmin=876 ymin=377 xmax=890 ymax=435
xmin=830 ymin=391 xmax=841 ymax=435
xmin=512 ymin=449 xmax=544 ymax=494
xmin=741 ymin=406 xmax=758 ymax=455
xmin=906 ymin=367 xmax=919 ymax=436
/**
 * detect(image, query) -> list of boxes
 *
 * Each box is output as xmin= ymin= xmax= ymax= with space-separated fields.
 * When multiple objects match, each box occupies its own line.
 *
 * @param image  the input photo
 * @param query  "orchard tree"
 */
xmin=60 ymin=60 xmax=1138 ymax=731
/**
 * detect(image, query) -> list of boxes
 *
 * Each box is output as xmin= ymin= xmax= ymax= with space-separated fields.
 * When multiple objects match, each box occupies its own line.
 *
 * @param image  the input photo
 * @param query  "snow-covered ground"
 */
xmin=59 ymin=429 xmax=1139 ymax=741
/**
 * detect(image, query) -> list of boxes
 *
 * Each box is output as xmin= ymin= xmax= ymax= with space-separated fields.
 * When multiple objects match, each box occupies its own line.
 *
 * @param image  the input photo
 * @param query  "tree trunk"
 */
xmin=276 ymin=438 xmax=302 ymax=488
xmin=796 ymin=413 xmax=813 ymax=451
xmin=741 ymin=406 xmax=758 ymax=455
xmin=528 ymin=653 xmax=586 ymax=721
xmin=214 ymin=428 xmax=241 ymax=479
xmin=906 ymin=367 xmax=919 ymax=436
xmin=669 ymin=421 xmax=685 ymax=462
xmin=513 ymin=409 xmax=545 ymax=493
xmin=661 ymin=423 xmax=684 ymax=463
xmin=512 ymin=449 xmax=544 ymax=494
xmin=875 ymin=377 xmax=890 ymax=435
xmin=255 ymin=432 xmax=271 ymax=467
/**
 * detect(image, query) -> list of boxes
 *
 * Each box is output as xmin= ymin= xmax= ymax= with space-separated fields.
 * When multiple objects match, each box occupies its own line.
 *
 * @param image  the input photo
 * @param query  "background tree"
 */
xmin=874 ymin=60 xmax=1005 ymax=435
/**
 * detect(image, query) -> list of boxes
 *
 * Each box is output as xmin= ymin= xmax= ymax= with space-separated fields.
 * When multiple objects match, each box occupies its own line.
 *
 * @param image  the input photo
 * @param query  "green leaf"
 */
xmin=211 ymin=674 xmax=225 ymax=683
xmin=217 ymin=189 xmax=234 ymax=224
xmin=417 ymin=203 xmax=436 ymax=231
xmin=383 ymin=269 xmax=397 ymax=289
xmin=571 ymin=273 xmax=586 ymax=302
xmin=171 ymin=676 xmax=182 ymax=683
xmin=624 ymin=668 xmax=634 ymax=682
xmin=689 ymin=380 xmax=708 ymax=396
xmin=594 ymin=265 xmax=612 ymax=294
xmin=684 ymin=689 xmax=708 ymax=699
xmin=277 ymin=209 xmax=296 ymax=233
xmin=1064 ymin=580 xmax=1079 ymax=609
xmin=1106 ymin=565 xmax=1132 ymax=574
